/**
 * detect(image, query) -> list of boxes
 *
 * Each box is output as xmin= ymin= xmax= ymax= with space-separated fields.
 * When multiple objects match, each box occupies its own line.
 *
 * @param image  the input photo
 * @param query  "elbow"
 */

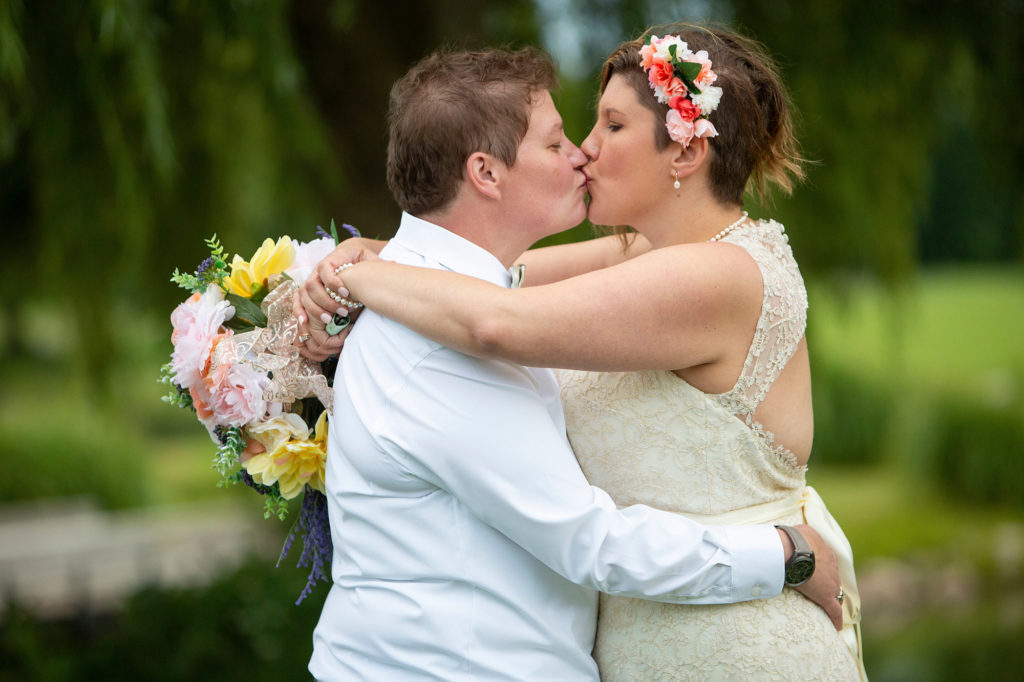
xmin=467 ymin=313 xmax=516 ymax=359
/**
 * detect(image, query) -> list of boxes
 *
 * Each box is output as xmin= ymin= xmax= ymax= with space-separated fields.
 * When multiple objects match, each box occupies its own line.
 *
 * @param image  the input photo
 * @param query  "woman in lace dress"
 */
xmin=302 ymin=24 xmax=864 ymax=681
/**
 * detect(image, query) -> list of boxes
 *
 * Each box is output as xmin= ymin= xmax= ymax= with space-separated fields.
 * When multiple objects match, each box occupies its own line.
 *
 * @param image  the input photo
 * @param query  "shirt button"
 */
xmin=751 ymin=585 xmax=763 ymax=597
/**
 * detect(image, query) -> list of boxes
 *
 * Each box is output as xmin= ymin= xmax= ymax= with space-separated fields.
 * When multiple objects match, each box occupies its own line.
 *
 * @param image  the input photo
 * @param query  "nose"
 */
xmin=565 ymin=137 xmax=587 ymax=169
xmin=580 ymin=130 xmax=599 ymax=162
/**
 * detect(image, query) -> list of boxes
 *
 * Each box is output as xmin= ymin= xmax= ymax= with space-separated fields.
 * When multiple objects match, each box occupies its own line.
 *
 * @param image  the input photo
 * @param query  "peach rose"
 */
xmin=665 ymin=77 xmax=686 ymax=99
xmin=690 ymin=50 xmax=717 ymax=86
xmin=639 ymin=43 xmax=656 ymax=70
xmin=670 ymin=96 xmax=700 ymax=122
xmin=648 ymin=60 xmax=675 ymax=89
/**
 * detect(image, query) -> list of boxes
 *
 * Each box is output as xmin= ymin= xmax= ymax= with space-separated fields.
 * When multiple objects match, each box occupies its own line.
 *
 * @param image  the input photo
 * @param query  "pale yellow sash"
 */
xmin=679 ymin=486 xmax=867 ymax=680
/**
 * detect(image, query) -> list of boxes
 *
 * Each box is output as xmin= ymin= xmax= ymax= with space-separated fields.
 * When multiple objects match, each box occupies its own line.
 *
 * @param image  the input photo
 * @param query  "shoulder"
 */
xmin=635 ymin=239 xmax=764 ymax=313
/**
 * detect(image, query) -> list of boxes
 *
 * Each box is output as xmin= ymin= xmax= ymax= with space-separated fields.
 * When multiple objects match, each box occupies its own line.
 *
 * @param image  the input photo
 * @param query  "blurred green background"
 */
xmin=1 ymin=0 xmax=1022 ymax=680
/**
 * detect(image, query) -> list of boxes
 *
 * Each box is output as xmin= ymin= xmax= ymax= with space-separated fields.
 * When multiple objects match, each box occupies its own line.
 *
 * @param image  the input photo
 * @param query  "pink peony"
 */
xmin=285 ymin=237 xmax=336 ymax=285
xmin=170 ymin=287 xmax=234 ymax=390
xmin=666 ymin=109 xmax=696 ymax=147
xmin=209 ymin=362 xmax=272 ymax=427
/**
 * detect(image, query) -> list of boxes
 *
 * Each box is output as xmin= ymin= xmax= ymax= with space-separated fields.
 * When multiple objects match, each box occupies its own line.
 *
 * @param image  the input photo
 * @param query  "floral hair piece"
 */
xmin=639 ymin=35 xmax=724 ymax=148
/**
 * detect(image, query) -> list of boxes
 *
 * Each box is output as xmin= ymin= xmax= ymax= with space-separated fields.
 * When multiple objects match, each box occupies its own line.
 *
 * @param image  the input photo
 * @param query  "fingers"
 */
xmin=794 ymin=525 xmax=844 ymax=631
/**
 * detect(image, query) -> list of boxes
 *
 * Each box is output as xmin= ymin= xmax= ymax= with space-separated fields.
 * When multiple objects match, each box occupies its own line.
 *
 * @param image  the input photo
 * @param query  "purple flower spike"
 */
xmin=315 ymin=225 xmax=332 ymax=240
xmin=279 ymin=488 xmax=333 ymax=604
xmin=341 ymin=223 xmax=360 ymax=238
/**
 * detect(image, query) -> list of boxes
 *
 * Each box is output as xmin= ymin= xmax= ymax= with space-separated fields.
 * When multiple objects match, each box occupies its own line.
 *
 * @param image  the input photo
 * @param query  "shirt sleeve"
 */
xmin=377 ymin=347 xmax=784 ymax=604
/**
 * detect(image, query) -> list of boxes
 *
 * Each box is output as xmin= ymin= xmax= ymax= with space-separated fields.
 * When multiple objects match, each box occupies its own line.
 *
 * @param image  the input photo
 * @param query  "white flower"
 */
xmin=691 ymin=85 xmax=724 ymax=114
xmin=653 ymin=35 xmax=689 ymax=63
xmin=651 ymin=82 xmax=669 ymax=104
xmin=246 ymin=412 xmax=311 ymax=454
xmin=285 ymin=237 xmax=336 ymax=285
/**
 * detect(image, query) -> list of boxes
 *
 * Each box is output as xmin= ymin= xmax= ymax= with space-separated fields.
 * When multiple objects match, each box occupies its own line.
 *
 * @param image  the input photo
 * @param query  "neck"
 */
xmin=632 ymin=185 xmax=746 ymax=249
xmin=421 ymin=203 xmax=530 ymax=269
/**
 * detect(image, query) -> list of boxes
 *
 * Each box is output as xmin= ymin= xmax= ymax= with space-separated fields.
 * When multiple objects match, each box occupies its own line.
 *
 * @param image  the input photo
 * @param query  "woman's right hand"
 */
xmin=293 ymin=239 xmax=379 ymax=361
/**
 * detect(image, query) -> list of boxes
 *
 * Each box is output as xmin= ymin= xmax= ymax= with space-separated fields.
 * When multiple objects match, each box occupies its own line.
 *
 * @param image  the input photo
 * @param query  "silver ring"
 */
xmin=836 ymin=587 xmax=845 ymax=604
xmin=297 ymin=333 xmax=311 ymax=343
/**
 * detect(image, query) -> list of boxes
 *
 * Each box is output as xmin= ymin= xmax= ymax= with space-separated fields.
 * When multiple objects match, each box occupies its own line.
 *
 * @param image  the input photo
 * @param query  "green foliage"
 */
xmin=158 ymin=361 xmax=193 ymax=410
xmin=811 ymin=363 xmax=893 ymax=466
xmin=0 ymin=559 xmax=324 ymax=682
xmin=0 ymin=419 xmax=149 ymax=510
xmin=923 ymin=391 xmax=1024 ymax=507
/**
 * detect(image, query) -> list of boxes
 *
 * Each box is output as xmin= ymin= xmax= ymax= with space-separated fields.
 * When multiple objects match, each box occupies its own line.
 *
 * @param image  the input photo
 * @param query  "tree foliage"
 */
xmin=1 ymin=0 xmax=1020 ymax=391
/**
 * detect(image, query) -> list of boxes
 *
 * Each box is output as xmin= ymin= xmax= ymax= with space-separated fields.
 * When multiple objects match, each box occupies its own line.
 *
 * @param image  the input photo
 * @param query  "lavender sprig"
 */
xmin=316 ymin=220 xmax=360 ymax=244
xmin=279 ymin=488 xmax=333 ymax=604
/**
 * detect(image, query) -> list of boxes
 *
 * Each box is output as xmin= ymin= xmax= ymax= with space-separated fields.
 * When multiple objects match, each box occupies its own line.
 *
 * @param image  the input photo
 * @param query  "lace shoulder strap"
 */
xmin=714 ymin=220 xmax=808 ymax=415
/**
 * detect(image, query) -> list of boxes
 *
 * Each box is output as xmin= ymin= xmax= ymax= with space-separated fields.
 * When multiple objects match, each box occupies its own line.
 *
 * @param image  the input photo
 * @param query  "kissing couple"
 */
xmin=296 ymin=21 xmax=866 ymax=682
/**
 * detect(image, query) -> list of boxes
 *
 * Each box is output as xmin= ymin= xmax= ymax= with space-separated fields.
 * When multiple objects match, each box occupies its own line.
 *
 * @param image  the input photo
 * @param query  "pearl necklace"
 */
xmin=708 ymin=211 xmax=749 ymax=242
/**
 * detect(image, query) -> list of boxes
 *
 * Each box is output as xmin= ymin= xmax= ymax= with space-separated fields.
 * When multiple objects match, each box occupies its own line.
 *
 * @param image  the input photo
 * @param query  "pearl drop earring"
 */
xmin=673 ymin=172 xmax=680 ymax=190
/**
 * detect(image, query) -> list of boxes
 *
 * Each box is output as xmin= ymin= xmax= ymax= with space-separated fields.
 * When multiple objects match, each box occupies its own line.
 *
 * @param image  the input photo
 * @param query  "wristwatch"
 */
xmin=775 ymin=525 xmax=815 ymax=587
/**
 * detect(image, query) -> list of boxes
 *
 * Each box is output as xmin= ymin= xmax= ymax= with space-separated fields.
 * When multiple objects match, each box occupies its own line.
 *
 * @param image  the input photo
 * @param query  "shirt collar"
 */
xmin=391 ymin=212 xmax=513 ymax=288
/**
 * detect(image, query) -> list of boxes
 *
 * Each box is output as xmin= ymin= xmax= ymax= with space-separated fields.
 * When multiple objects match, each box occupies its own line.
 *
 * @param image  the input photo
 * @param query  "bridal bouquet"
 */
xmin=159 ymin=222 xmax=355 ymax=603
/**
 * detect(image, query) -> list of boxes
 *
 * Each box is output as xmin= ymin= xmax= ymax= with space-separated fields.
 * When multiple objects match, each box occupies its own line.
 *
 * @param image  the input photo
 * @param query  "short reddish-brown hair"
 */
xmin=386 ymin=48 xmax=558 ymax=216
xmin=601 ymin=23 xmax=805 ymax=205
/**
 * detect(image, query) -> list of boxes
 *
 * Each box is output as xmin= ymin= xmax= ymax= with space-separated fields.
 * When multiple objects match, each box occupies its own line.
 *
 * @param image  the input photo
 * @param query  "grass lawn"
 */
xmin=810 ymin=265 xmax=1024 ymax=395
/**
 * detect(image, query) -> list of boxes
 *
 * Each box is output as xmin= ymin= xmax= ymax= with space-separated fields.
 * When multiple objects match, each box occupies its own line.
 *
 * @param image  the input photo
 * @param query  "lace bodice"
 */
xmin=556 ymin=219 xmax=811 ymax=515
xmin=554 ymin=220 xmax=862 ymax=681
xmin=712 ymin=219 xmax=808 ymax=417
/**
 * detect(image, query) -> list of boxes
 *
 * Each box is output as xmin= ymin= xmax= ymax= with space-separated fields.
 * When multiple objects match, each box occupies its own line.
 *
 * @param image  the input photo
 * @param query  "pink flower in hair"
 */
xmin=666 ymin=109 xmax=696 ymax=147
xmin=648 ymin=59 xmax=674 ymax=90
xmin=694 ymin=118 xmax=719 ymax=139
xmin=639 ymin=43 xmax=657 ymax=70
xmin=690 ymin=50 xmax=717 ymax=86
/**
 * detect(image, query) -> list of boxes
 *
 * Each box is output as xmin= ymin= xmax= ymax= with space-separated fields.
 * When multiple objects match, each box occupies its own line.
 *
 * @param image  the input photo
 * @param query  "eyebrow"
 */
xmin=601 ymin=107 xmax=625 ymax=118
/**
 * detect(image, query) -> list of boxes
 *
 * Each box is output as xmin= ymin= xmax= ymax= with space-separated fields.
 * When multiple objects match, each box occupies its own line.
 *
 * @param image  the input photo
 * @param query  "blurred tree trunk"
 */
xmin=286 ymin=0 xmax=540 ymax=238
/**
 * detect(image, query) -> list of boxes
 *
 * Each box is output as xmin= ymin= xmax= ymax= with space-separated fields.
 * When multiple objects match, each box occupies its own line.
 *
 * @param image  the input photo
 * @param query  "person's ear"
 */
xmin=466 ymin=151 xmax=503 ymax=200
xmin=670 ymin=136 xmax=710 ymax=182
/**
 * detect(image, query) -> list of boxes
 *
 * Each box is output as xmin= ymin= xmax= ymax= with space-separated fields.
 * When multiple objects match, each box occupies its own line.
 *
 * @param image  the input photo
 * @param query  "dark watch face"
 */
xmin=786 ymin=556 xmax=815 ymax=586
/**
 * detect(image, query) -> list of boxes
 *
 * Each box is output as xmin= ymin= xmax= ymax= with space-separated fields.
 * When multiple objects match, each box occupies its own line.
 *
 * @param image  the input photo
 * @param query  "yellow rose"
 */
xmin=242 ymin=410 xmax=327 ymax=499
xmin=223 ymin=236 xmax=295 ymax=298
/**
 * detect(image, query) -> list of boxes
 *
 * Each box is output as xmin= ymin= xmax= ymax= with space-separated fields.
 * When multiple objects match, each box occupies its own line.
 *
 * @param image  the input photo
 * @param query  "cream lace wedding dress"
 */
xmin=557 ymin=220 xmax=865 ymax=681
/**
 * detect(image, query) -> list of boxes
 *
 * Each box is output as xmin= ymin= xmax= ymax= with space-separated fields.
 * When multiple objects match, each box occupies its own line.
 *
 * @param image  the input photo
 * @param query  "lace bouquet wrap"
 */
xmin=160 ymin=225 xmax=354 ymax=603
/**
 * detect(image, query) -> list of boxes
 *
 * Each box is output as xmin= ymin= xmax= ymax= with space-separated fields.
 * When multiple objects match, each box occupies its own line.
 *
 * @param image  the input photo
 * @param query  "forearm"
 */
xmin=342 ymin=260 xmax=515 ymax=357
xmin=515 ymin=233 xmax=651 ymax=286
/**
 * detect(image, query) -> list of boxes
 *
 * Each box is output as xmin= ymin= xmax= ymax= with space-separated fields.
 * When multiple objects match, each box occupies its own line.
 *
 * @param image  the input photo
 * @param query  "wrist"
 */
xmin=775 ymin=525 xmax=815 ymax=587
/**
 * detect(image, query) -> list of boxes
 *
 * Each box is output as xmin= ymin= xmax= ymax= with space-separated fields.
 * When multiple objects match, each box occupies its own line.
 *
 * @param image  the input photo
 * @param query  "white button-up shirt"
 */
xmin=309 ymin=213 xmax=784 ymax=681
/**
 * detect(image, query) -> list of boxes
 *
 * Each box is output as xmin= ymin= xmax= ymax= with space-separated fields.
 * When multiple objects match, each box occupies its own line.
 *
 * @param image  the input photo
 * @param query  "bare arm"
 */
xmin=321 ymin=242 xmax=762 ymax=372
xmin=515 ymin=233 xmax=652 ymax=286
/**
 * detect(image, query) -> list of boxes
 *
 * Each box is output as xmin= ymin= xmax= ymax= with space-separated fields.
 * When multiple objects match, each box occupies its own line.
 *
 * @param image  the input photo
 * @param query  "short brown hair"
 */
xmin=600 ymin=24 xmax=804 ymax=205
xmin=386 ymin=48 xmax=558 ymax=216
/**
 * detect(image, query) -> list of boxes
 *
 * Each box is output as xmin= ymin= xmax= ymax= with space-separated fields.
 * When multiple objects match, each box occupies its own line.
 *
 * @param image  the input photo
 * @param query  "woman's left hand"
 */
xmin=293 ymin=243 xmax=377 ymax=360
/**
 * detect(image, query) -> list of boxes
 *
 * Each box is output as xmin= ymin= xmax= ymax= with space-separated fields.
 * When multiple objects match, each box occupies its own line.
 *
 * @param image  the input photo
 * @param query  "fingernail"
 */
xmin=336 ymin=308 xmax=350 ymax=317
xmin=297 ymin=314 xmax=305 ymax=325
xmin=337 ymin=287 xmax=350 ymax=298
xmin=320 ymin=313 xmax=331 ymax=324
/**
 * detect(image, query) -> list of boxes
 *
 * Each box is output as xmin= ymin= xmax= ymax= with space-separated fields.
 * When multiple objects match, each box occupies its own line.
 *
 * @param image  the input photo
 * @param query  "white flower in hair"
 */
xmin=690 ymin=85 xmax=724 ymax=115
xmin=652 ymin=35 xmax=689 ymax=63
